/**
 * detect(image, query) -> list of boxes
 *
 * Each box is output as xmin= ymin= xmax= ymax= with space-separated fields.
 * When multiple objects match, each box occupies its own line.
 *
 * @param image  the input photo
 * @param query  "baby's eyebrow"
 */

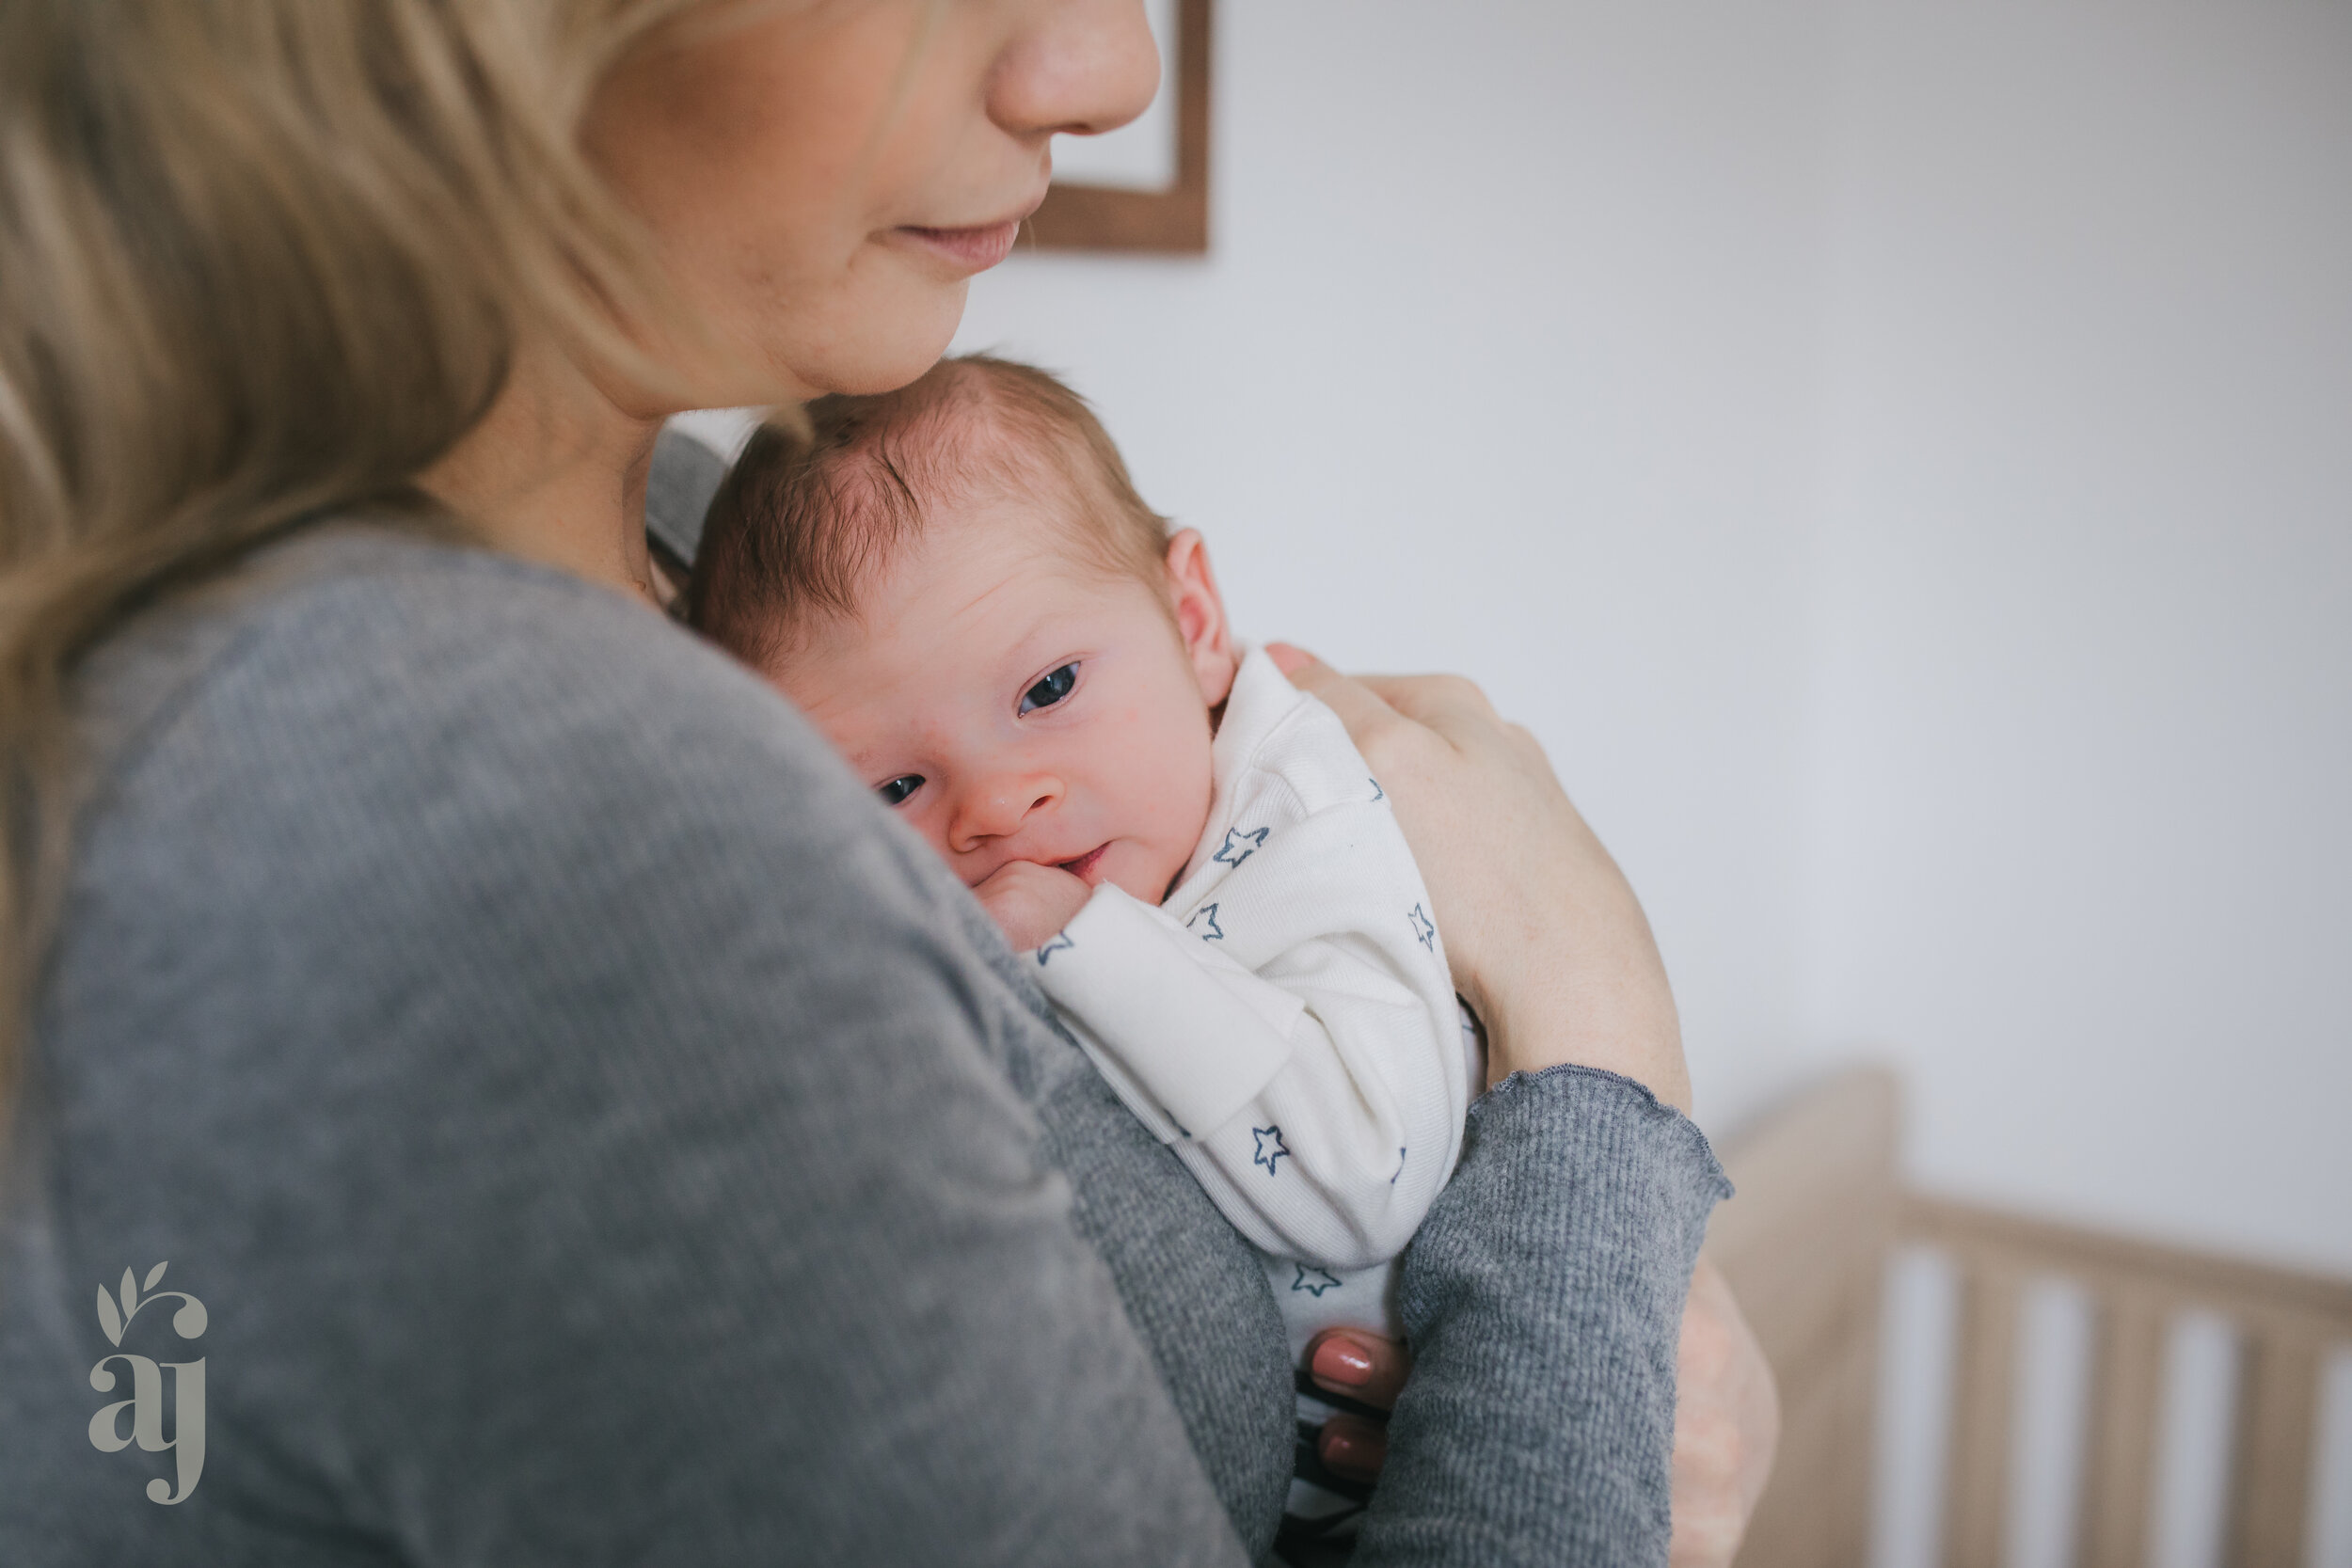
xmin=998 ymin=595 xmax=1071 ymax=651
xmin=995 ymin=634 xmax=1077 ymax=688
xmin=1001 ymin=580 xmax=1124 ymax=667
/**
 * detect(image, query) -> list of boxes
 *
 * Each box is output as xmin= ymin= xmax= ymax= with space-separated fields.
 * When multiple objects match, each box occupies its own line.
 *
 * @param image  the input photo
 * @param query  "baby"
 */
xmin=688 ymin=356 xmax=1484 ymax=1544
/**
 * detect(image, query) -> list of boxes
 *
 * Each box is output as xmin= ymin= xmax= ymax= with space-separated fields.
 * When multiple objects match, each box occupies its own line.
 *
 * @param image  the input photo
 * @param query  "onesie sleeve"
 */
xmin=1036 ymin=797 xmax=1474 ymax=1273
xmin=1033 ymin=883 xmax=1303 ymax=1144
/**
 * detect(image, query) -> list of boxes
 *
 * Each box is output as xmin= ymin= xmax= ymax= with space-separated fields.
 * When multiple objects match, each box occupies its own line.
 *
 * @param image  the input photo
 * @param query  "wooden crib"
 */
xmin=1708 ymin=1067 xmax=2352 ymax=1568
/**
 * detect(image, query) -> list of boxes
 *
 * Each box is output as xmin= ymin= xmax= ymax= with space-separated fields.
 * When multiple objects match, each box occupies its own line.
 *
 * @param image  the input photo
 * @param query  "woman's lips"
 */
xmin=1057 ymin=845 xmax=1108 ymax=881
xmin=895 ymin=217 xmax=1023 ymax=274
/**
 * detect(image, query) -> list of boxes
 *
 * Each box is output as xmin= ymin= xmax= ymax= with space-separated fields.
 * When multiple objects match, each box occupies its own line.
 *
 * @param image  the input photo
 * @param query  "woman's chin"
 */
xmin=801 ymin=277 xmax=970 ymax=399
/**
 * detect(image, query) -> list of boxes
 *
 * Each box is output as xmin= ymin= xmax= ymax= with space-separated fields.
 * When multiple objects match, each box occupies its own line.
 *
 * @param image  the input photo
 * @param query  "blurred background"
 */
xmin=681 ymin=0 xmax=2350 ymax=1559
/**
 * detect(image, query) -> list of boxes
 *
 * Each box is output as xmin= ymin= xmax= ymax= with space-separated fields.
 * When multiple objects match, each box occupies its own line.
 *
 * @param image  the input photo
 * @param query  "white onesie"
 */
xmin=1032 ymin=644 xmax=1485 ymax=1536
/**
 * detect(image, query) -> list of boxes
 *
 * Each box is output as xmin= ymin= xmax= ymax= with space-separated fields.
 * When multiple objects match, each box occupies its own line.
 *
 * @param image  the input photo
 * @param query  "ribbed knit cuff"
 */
xmin=1357 ymin=1064 xmax=1729 ymax=1567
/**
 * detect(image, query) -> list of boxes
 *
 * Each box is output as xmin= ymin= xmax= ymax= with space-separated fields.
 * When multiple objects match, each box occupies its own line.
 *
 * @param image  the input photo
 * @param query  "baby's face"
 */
xmin=775 ymin=493 xmax=1232 ymax=905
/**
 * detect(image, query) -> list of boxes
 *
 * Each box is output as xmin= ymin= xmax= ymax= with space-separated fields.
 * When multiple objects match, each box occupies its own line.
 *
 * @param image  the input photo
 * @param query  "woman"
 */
xmin=0 ymin=2 xmax=1771 ymax=1562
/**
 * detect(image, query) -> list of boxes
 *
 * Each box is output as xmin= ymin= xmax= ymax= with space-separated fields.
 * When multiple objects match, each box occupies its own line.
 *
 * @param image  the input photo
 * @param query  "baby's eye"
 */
xmin=1020 ymin=662 xmax=1079 ymax=715
xmin=875 ymin=774 xmax=925 ymax=807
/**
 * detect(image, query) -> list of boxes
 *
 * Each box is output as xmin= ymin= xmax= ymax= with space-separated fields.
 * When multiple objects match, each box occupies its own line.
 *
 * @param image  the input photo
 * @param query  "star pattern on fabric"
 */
xmin=1408 ymin=903 xmax=1437 ymax=951
xmin=1392 ymin=1147 xmax=1407 ymax=1185
xmin=1252 ymin=1124 xmax=1291 ymax=1177
xmin=1292 ymin=1264 xmax=1343 ymax=1297
xmin=1186 ymin=903 xmax=1225 ymax=941
xmin=1035 ymin=932 xmax=1074 ymax=966
xmin=1213 ymin=826 xmax=1271 ymax=868
xmin=1368 ymin=776 xmax=1385 ymax=802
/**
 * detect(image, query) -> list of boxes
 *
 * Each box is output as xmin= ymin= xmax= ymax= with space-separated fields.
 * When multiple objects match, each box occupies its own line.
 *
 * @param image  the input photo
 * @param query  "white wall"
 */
xmin=1809 ymin=1 xmax=2352 ymax=1276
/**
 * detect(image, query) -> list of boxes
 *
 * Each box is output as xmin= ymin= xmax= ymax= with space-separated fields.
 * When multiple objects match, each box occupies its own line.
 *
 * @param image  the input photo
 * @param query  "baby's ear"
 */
xmin=1164 ymin=530 xmax=1238 ymax=706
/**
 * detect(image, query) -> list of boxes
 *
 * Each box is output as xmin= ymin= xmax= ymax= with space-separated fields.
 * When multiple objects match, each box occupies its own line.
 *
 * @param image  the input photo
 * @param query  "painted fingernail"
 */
xmin=1319 ymin=1422 xmax=1387 ymax=1480
xmin=1311 ymin=1334 xmax=1376 ymax=1388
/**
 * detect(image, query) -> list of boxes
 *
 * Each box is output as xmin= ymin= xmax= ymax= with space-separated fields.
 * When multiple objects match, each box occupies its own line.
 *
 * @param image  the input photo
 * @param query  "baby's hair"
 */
xmin=688 ymin=355 xmax=1171 ymax=671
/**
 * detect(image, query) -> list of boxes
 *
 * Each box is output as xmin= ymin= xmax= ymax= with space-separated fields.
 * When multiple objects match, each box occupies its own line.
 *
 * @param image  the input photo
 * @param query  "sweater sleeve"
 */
xmin=1358 ymin=1067 xmax=1733 ymax=1567
xmin=11 ymin=544 xmax=1255 ymax=1568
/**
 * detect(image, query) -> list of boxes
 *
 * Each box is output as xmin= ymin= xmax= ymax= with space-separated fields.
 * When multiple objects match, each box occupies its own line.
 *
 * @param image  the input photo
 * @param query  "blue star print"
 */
xmin=1368 ymin=776 xmax=1385 ymax=802
xmin=1408 ymin=904 xmax=1437 ymax=951
xmin=1292 ymin=1264 xmax=1343 ymax=1297
xmin=1392 ymin=1147 xmax=1407 ymax=1185
xmin=1213 ymin=826 xmax=1270 ymax=868
xmin=1187 ymin=903 xmax=1225 ymax=941
xmin=1252 ymin=1125 xmax=1290 ymax=1176
xmin=1036 ymin=932 xmax=1074 ymax=966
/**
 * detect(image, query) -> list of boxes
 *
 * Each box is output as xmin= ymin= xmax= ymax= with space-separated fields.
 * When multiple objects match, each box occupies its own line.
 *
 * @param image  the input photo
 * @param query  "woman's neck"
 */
xmin=421 ymin=343 xmax=670 ymax=607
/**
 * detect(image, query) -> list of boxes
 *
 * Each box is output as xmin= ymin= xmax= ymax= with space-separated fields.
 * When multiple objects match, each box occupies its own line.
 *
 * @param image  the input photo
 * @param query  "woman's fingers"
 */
xmin=1265 ymin=651 xmax=1468 ymax=857
xmin=1264 ymin=644 xmax=1411 ymax=749
xmin=1355 ymin=671 xmax=1500 ymax=728
xmin=1317 ymin=1414 xmax=1390 ymax=1483
xmin=1307 ymin=1325 xmax=1409 ymax=1483
xmin=1263 ymin=641 xmax=1317 ymax=679
xmin=1306 ymin=1326 xmax=1410 ymax=1409
xmin=1267 ymin=646 xmax=1492 ymax=757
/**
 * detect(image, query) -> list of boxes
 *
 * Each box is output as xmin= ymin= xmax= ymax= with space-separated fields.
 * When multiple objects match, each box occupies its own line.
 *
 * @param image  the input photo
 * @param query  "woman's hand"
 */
xmin=1265 ymin=646 xmax=1689 ymax=1110
xmin=1301 ymin=1259 xmax=1779 ymax=1564
xmin=1667 ymin=1258 xmax=1780 ymax=1567
xmin=1299 ymin=1326 xmax=1411 ymax=1483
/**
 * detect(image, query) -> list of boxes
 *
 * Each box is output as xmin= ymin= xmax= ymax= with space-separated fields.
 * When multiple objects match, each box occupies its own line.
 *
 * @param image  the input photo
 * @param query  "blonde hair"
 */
xmin=689 ymin=355 xmax=1173 ymax=672
xmin=0 ymin=0 xmax=716 ymax=1118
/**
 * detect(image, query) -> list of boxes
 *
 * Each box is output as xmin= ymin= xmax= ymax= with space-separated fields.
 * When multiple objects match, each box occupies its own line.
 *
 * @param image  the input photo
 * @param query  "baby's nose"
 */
xmin=950 ymin=771 xmax=1064 ymax=851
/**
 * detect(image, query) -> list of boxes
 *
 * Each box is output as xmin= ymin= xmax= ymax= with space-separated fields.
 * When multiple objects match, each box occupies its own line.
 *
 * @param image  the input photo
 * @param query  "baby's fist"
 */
xmin=973 ymin=860 xmax=1094 ymax=953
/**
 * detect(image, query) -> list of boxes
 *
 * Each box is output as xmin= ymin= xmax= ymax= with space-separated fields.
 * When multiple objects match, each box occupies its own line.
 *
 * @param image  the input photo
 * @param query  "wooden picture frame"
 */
xmin=1026 ymin=0 xmax=1212 ymax=254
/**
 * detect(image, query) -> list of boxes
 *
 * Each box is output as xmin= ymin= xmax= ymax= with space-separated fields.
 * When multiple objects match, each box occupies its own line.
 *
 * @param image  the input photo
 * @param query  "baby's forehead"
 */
xmin=811 ymin=458 xmax=1138 ymax=629
xmin=788 ymin=504 xmax=1166 ymax=705
xmin=900 ymin=398 xmax=1090 ymax=515
xmin=868 ymin=414 xmax=1131 ymax=577
xmin=876 ymin=486 xmax=1150 ymax=628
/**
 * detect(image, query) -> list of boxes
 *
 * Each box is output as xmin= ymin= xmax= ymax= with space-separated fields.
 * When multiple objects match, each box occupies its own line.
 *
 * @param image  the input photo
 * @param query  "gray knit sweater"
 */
xmin=0 ymin=522 xmax=1725 ymax=1564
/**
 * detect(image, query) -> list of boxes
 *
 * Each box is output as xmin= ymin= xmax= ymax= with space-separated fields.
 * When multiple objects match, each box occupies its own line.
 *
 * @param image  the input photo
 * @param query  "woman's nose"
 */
xmin=948 ymin=770 xmax=1065 ymax=853
xmin=988 ymin=0 xmax=1161 ymax=143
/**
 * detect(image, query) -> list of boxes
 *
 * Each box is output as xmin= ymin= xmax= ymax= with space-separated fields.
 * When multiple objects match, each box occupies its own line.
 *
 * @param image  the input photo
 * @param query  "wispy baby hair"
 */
xmin=687 ymin=355 xmax=1171 ymax=671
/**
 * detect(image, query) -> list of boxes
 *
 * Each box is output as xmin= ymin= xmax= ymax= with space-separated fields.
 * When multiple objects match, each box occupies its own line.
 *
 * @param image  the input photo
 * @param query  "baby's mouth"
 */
xmin=1057 ymin=845 xmax=1109 ymax=881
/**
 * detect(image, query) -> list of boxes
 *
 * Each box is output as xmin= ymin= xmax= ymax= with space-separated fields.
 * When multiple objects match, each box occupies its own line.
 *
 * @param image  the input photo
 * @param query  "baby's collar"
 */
xmin=1171 ymin=642 xmax=1311 ymax=888
xmin=1211 ymin=643 xmax=1310 ymax=782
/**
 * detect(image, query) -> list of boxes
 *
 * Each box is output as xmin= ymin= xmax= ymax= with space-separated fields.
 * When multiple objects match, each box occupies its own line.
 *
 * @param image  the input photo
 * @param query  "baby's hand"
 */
xmin=972 ymin=859 xmax=1094 ymax=953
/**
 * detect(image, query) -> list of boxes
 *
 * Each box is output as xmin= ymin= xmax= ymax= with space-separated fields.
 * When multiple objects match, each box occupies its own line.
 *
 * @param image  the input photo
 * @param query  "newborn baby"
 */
xmin=688 ymin=356 xmax=1483 ymax=1543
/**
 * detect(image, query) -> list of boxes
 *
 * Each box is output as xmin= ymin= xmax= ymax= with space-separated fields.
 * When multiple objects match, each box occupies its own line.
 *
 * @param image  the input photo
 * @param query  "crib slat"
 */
xmin=1905 ymin=1196 xmax=2352 ymax=1568
xmin=2223 ymin=1322 xmax=2321 ymax=1568
xmin=1942 ymin=1259 xmax=2021 ymax=1568
xmin=2078 ymin=1293 xmax=2165 ymax=1568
